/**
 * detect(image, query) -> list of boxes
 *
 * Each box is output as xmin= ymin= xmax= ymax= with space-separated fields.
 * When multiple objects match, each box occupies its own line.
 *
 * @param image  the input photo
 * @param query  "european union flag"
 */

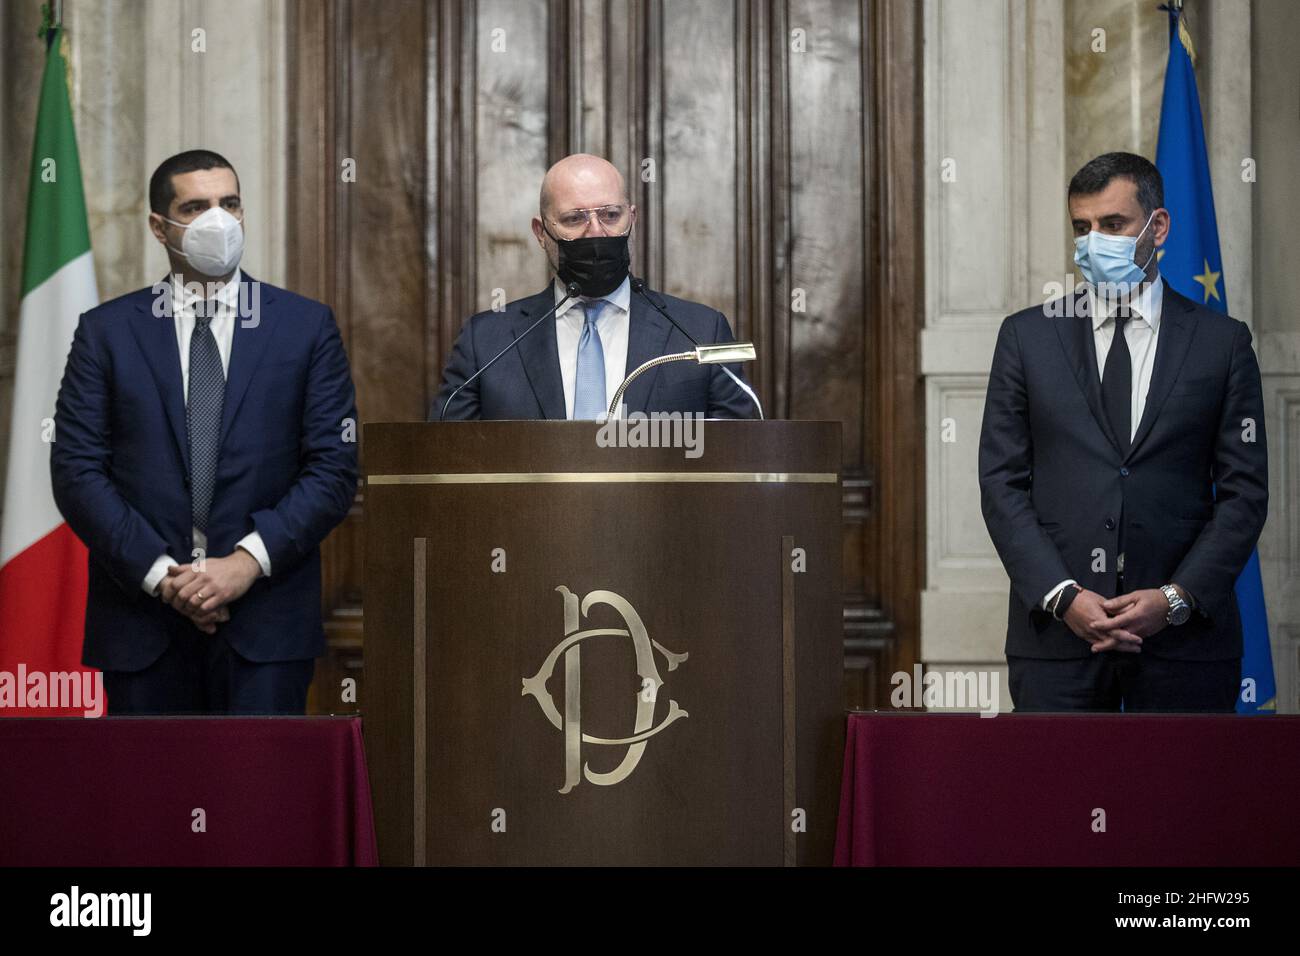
xmin=1155 ymin=4 xmax=1274 ymax=713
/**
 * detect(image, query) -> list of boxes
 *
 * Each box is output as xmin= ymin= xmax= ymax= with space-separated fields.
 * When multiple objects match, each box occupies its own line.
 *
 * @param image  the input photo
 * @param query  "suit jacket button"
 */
xmin=1105 ymin=518 xmax=1116 ymax=530
xmin=1119 ymin=467 xmax=1129 ymax=476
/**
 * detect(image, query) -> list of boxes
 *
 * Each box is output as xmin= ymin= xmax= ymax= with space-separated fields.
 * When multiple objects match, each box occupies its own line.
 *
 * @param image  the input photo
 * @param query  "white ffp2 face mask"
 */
xmin=162 ymin=206 xmax=245 ymax=277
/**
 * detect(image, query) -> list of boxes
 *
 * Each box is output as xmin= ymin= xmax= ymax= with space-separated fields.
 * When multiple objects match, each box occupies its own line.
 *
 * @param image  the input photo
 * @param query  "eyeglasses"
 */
xmin=548 ymin=203 xmax=632 ymax=238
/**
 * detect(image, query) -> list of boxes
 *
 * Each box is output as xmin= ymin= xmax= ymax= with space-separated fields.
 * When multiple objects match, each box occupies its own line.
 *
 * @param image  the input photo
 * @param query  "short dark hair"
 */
xmin=1068 ymin=152 xmax=1164 ymax=217
xmin=149 ymin=149 xmax=239 ymax=215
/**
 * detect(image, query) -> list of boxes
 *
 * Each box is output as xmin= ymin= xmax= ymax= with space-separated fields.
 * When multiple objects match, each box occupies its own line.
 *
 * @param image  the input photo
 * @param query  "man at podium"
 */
xmin=433 ymin=154 xmax=755 ymax=421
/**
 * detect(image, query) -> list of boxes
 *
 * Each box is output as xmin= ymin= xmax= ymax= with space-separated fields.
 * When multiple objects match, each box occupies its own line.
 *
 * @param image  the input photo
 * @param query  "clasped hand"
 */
xmin=158 ymin=551 xmax=262 ymax=634
xmin=1062 ymin=588 xmax=1170 ymax=654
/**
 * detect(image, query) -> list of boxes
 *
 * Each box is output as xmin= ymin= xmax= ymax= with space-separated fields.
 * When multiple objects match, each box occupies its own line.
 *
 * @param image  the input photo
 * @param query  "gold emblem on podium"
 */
xmin=522 ymin=587 xmax=689 ymax=793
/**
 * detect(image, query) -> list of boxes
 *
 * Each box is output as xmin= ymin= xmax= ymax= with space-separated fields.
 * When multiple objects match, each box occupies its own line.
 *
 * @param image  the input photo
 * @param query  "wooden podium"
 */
xmin=363 ymin=421 xmax=843 ymax=865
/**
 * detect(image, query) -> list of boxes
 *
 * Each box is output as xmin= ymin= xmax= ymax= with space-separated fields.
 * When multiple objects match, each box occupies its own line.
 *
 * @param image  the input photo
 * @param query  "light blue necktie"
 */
xmin=573 ymin=301 xmax=607 ymax=420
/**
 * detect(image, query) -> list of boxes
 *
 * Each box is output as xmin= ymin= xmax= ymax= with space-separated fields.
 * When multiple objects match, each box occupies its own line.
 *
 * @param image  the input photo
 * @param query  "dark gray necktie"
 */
xmin=187 ymin=307 xmax=225 ymax=533
xmin=1101 ymin=303 xmax=1132 ymax=454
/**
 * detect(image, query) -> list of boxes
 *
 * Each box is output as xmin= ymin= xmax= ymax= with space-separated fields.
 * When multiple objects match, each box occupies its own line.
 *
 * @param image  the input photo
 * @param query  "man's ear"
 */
xmin=531 ymin=216 xmax=546 ymax=249
xmin=1153 ymin=208 xmax=1171 ymax=246
xmin=148 ymin=213 xmax=169 ymax=245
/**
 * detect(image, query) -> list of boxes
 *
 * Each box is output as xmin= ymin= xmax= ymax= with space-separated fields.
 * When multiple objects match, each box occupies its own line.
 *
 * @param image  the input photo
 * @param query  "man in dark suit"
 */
xmin=978 ymin=152 xmax=1267 ymax=712
xmin=51 ymin=149 xmax=358 ymax=714
xmin=434 ymin=153 xmax=755 ymax=420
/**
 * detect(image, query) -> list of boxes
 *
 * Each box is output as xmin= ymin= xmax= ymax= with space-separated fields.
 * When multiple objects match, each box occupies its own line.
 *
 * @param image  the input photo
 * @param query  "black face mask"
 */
xmin=545 ymin=227 xmax=631 ymax=297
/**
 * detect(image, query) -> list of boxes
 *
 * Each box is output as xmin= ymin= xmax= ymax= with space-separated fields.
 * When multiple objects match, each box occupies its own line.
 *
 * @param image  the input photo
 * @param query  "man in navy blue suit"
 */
xmin=434 ymin=154 xmax=755 ymax=420
xmin=51 ymin=149 xmax=358 ymax=714
xmin=978 ymin=153 xmax=1267 ymax=712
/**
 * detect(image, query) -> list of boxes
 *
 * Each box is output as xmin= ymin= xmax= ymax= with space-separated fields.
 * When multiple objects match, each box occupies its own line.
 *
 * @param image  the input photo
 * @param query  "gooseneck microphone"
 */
xmin=630 ymin=276 xmax=698 ymax=346
xmin=629 ymin=276 xmax=765 ymax=420
xmin=439 ymin=282 xmax=582 ymax=421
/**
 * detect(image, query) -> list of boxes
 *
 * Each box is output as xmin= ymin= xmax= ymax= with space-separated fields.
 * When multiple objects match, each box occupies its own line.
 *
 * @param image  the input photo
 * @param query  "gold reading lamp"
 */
xmin=606 ymin=343 xmax=762 ymax=420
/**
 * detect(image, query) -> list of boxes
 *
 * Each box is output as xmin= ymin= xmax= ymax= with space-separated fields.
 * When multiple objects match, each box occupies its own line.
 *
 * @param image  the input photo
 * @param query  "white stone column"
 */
xmin=920 ymin=0 xmax=1068 ymax=714
xmin=63 ymin=0 xmax=148 ymax=303
xmin=140 ymin=0 xmax=288 ymax=287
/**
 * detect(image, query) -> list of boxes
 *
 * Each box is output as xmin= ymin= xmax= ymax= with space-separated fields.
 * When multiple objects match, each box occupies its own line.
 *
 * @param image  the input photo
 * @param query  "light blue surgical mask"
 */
xmin=1073 ymin=210 xmax=1157 ymax=295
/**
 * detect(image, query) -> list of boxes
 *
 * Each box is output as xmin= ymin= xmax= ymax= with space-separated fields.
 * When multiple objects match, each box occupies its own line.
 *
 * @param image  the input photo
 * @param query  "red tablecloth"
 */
xmin=834 ymin=713 xmax=1300 ymax=866
xmin=0 ymin=717 xmax=378 ymax=866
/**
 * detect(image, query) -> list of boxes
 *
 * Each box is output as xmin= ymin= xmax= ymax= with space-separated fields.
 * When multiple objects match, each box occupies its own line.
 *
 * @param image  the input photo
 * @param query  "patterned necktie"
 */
xmin=187 ymin=306 xmax=226 ymax=532
xmin=1101 ymin=302 xmax=1132 ymax=453
xmin=573 ymin=301 xmax=607 ymax=420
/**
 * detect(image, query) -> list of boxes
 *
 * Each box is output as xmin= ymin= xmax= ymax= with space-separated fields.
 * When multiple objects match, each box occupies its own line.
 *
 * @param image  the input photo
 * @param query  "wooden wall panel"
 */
xmin=474 ymin=0 xmax=552 ymax=306
xmin=659 ymin=0 xmax=738 ymax=321
xmin=867 ymin=0 xmax=924 ymax=707
xmin=349 ymin=0 xmax=428 ymax=423
xmin=288 ymin=0 xmax=923 ymax=713
xmin=289 ymin=0 xmax=430 ymax=713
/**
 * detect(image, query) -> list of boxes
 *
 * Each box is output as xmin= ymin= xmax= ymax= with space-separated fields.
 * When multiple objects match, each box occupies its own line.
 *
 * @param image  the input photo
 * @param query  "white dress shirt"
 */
xmin=1042 ymin=277 xmax=1164 ymax=611
xmin=553 ymin=276 xmax=631 ymax=419
xmin=141 ymin=269 xmax=271 ymax=596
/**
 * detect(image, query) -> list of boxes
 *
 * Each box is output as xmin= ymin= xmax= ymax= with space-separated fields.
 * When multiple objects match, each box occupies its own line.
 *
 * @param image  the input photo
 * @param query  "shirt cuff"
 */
xmin=1042 ymin=579 xmax=1078 ymax=611
xmin=142 ymin=554 xmax=179 ymax=596
xmin=236 ymin=531 xmax=272 ymax=578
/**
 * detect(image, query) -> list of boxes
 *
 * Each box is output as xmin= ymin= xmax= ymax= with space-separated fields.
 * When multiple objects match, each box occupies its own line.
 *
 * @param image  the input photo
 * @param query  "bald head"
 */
xmin=532 ymin=154 xmax=635 ymax=270
xmin=538 ymin=154 xmax=627 ymax=219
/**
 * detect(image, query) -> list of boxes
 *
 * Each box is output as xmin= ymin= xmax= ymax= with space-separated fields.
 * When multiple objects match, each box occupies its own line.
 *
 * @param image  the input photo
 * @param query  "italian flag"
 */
xmin=0 ymin=24 xmax=98 ymax=715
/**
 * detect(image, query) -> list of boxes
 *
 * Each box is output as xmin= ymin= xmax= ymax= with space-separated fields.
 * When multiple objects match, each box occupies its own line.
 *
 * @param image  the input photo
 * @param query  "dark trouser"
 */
xmin=1007 ymin=652 xmax=1240 ymax=713
xmin=102 ymin=623 xmax=315 ymax=715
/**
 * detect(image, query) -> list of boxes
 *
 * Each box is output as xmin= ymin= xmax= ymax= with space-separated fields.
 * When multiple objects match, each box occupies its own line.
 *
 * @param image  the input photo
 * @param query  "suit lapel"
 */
xmin=514 ymin=289 xmax=566 ymax=419
xmin=1125 ymin=286 xmax=1196 ymax=461
xmin=129 ymin=273 xmax=280 ymax=467
xmin=219 ymin=273 xmax=277 ymax=447
xmin=1055 ymin=289 xmax=1123 ymax=455
xmin=130 ymin=279 xmax=190 ymax=471
xmin=620 ymin=293 xmax=671 ymax=415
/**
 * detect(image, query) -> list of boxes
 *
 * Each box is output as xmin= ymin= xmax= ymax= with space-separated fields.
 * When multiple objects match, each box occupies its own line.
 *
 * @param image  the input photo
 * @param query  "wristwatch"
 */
xmin=1161 ymin=584 xmax=1191 ymax=626
xmin=1051 ymin=584 xmax=1082 ymax=620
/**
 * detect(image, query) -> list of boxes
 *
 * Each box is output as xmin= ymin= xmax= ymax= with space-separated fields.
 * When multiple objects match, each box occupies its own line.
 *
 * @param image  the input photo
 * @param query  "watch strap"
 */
xmin=1053 ymin=584 xmax=1081 ymax=620
xmin=1161 ymin=583 xmax=1189 ymax=623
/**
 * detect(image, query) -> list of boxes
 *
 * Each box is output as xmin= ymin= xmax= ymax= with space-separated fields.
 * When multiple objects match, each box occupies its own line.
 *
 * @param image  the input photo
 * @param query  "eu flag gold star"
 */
xmin=1193 ymin=259 xmax=1222 ymax=303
